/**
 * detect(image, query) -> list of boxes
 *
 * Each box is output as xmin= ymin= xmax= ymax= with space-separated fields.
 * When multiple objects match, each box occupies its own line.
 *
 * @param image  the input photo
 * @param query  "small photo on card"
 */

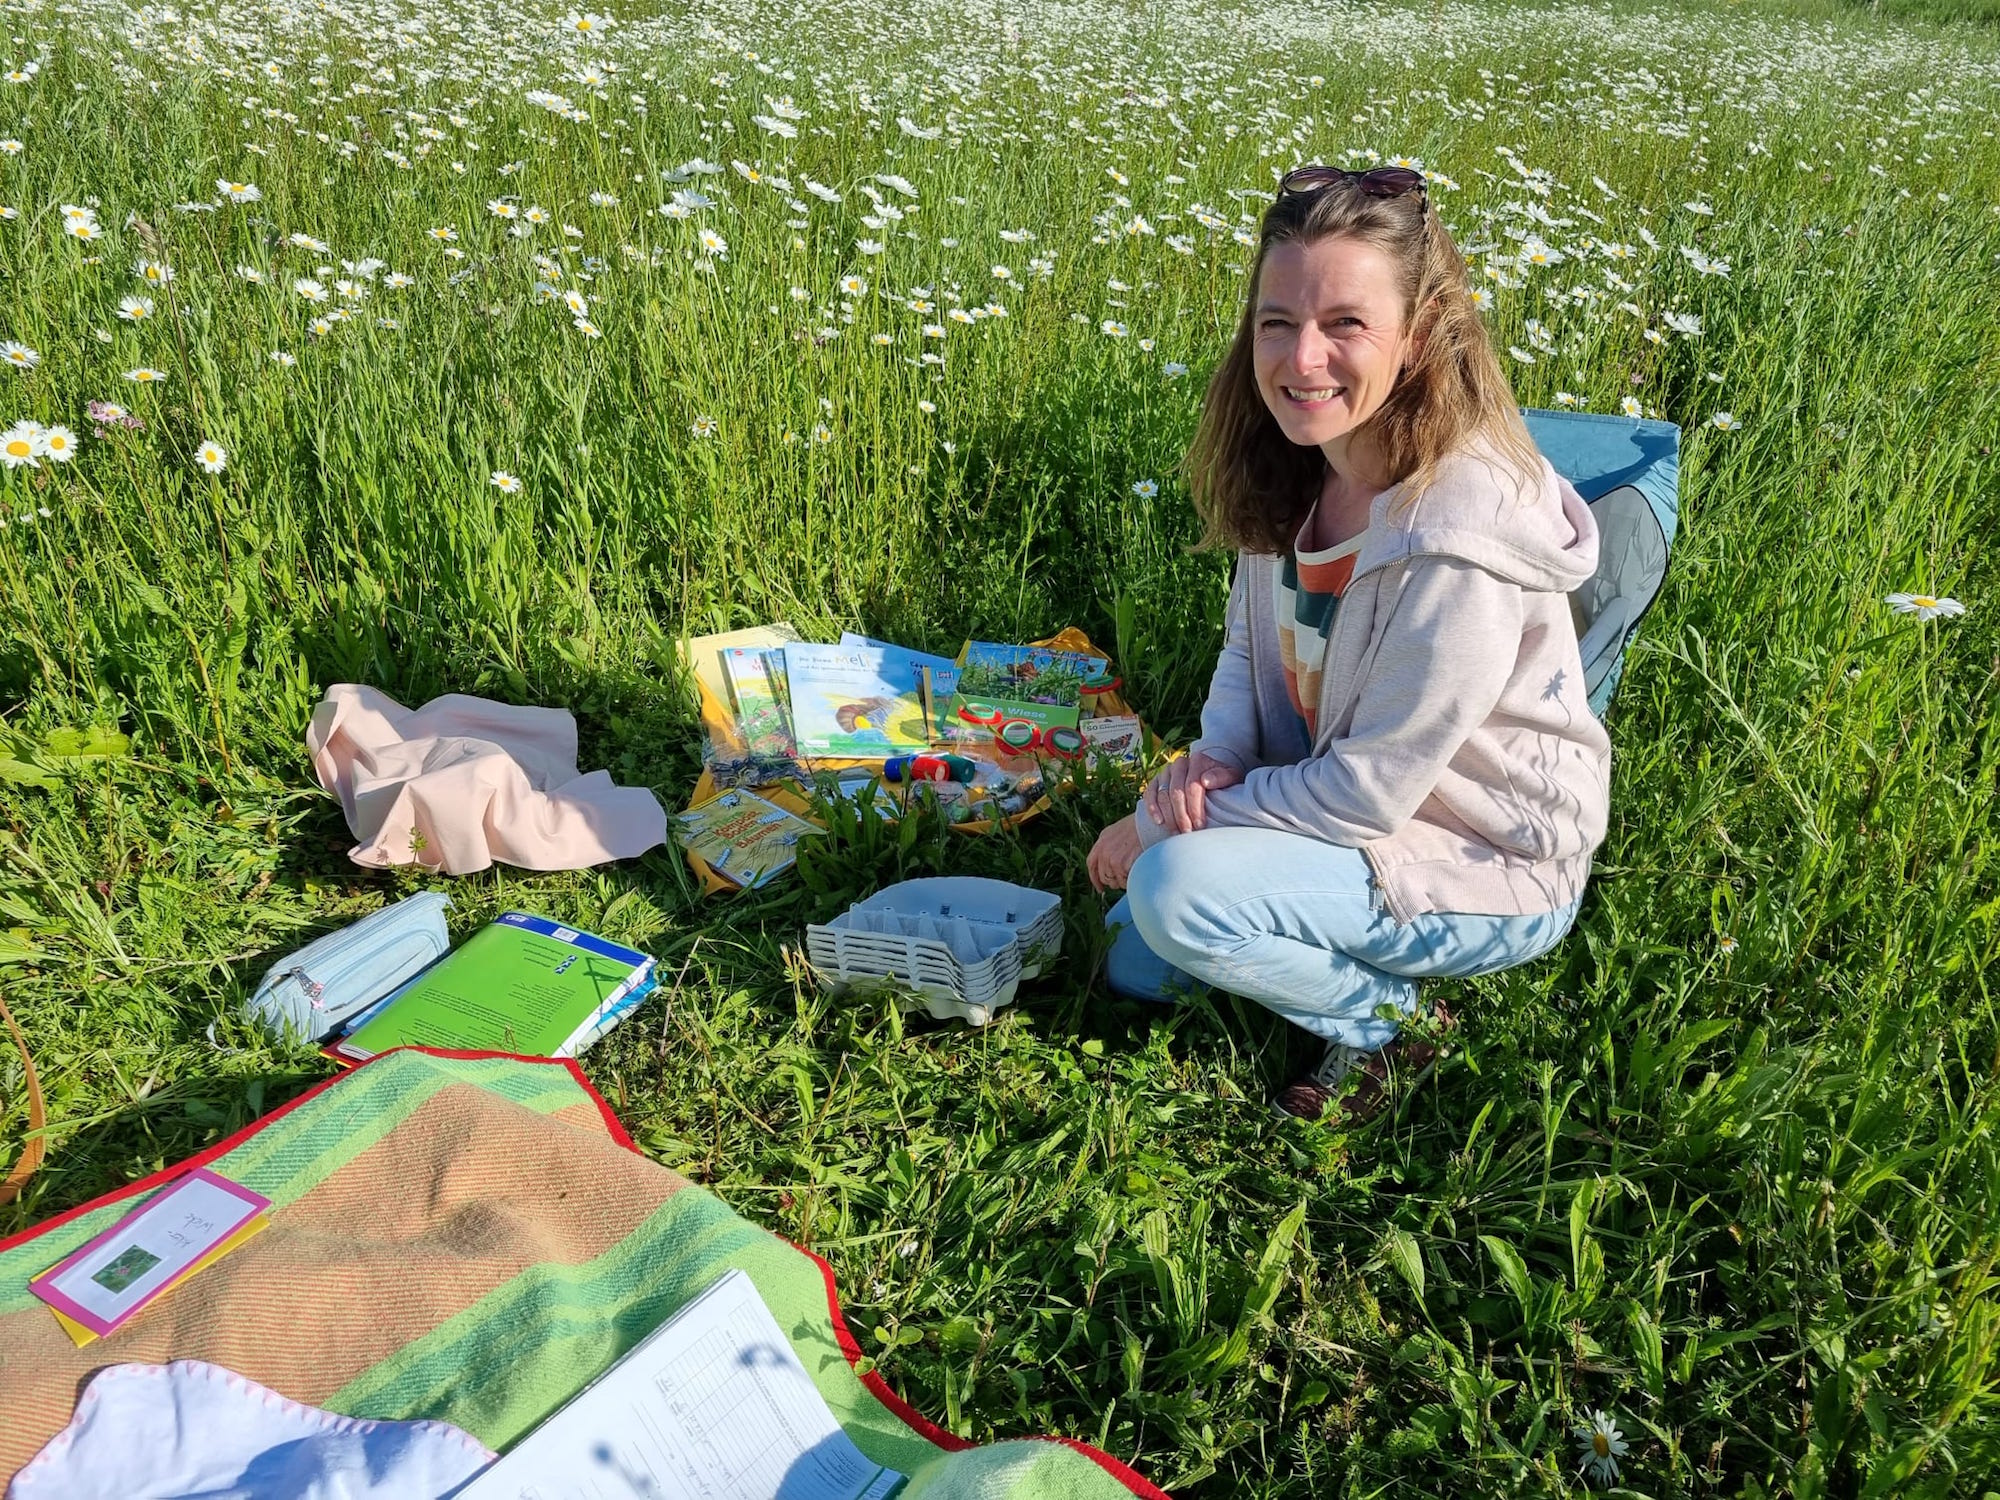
xmin=90 ymin=1246 xmax=164 ymax=1294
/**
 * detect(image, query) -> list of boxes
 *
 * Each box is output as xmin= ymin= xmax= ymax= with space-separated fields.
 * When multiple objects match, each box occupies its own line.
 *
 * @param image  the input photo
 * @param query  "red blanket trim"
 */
xmin=1045 ymin=1437 xmax=1171 ymax=1498
xmin=796 ymin=1242 xmax=1167 ymax=1497
xmin=797 ymin=1241 xmax=976 ymax=1453
xmin=1 ymin=1047 xmax=1164 ymax=1496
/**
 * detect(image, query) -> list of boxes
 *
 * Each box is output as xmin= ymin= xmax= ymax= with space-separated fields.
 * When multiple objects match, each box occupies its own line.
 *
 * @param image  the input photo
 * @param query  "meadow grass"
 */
xmin=2 ymin=0 xmax=1999 ymax=1492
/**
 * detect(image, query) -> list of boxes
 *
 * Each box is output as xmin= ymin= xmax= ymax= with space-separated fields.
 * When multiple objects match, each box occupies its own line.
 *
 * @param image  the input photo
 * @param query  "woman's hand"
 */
xmin=1088 ymin=815 xmax=1144 ymax=892
xmin=1143 ymin=751 xmax=1245 ymax=835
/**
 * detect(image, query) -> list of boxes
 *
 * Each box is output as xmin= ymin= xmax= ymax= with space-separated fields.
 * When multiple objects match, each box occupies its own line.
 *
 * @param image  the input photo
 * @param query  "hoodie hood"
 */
xmin=1354 ymin=442 xmax=1599 ymax=593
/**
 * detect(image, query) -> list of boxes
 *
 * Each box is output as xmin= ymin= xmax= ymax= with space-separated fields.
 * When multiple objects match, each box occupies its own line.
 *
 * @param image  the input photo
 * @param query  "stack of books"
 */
xmin=676 ymin=625 xmax=1145 ymax=891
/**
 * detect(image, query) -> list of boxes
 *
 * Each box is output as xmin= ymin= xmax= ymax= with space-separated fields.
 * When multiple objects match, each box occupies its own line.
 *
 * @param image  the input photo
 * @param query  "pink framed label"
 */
xmin=29 ymin=1167 xmax=270 ymax=1338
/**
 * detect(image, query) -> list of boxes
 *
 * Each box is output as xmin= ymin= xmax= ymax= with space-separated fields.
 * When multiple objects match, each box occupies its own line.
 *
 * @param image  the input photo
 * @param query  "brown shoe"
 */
xmin=1272 ymin=1003 xmax=1455 ymax=1123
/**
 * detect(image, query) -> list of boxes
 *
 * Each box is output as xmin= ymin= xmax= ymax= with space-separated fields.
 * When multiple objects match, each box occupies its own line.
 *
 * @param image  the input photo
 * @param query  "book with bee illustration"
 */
xmin=780 ymin=643 xmax=932 ymax=759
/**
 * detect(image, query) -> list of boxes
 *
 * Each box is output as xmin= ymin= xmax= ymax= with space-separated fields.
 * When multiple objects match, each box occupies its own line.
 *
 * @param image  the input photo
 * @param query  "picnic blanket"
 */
xmin=0 ymin=1049 xmax=1162 ymax=1499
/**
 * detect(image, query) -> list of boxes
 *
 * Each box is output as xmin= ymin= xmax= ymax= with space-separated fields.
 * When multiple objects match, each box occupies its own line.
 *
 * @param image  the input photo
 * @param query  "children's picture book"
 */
xmin=948 ymin=642 xmax=1113 ymax=734
xmin=457 ymin=1268 xmax=902 ymax=1500
xmin=677 ymin=623 xmax=801 ymax=760
xmin=781 ymin=643 xmax=930 ymax=758
xmin=30 ymin=1168 xmax=272 ymax=1346
xmin=840 ymin=633 xmax=961 ymax=736
xmin=721 ymin=646 xmax=797 ymax=759
xmin=335 ymin=913 xmax=655 ymax=1062
xmin=675 ymin=787 xmax=823 ymax=889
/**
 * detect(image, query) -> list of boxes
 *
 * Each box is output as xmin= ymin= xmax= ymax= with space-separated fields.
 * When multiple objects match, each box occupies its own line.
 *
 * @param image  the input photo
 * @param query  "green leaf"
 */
xmin=1858 ymin=1437 xmax=1932 ymax=1500
xmin=1120 ymin=1324 xmax=1145 ymax=1393
xmin=0 ymin=755 xmax=56 ymax=789
xmin=1380 ymin=1225 xmax=1426 ymax=1303
xmin=42 ymin=725 xmax=132 ymax=763
xmin=131 ymin=581 xmax=174 ymax=616
xmin=1480 ymin=1234 xmax=1533 ymax=1318
xmin=940 ymin=1316 xmax=981 ymax=1352
xmin=1628 ymin=1303 xmax=1665 ymax=1401
xmin=1570 ymin=1175 xmax=1600 ymax=1289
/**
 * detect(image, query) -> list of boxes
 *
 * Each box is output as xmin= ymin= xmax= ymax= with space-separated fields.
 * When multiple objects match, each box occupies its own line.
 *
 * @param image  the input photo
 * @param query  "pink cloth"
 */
xmin=306 ymin=685 xmax=667 ymax=875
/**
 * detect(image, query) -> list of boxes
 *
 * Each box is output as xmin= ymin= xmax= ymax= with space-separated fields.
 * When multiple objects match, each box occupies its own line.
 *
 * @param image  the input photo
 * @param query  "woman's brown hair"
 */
xmin=1185 ymin=179 xmax=1543 ymax=554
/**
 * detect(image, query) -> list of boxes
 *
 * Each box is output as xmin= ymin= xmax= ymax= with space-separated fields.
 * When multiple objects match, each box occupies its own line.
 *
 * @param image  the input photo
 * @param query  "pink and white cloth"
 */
xmin=8 ymin=1360 xmax=494 ymax=1499
xmin=306 ymin=685 xmax=667 ymax=875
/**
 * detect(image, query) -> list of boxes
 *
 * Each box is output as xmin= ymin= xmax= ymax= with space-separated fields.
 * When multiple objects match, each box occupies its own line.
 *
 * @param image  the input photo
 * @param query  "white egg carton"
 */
xmin=805 ymin=877 xmax=1063 ymax=1026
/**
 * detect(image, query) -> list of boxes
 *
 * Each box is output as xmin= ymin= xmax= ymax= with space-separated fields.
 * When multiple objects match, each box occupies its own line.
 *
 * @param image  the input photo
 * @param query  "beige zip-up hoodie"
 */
xmin=1136 ymin=445 xmax=1612 ymax=923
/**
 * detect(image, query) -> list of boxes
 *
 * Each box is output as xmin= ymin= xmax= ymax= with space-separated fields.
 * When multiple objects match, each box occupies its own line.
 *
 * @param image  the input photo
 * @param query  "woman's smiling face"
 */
xmin=1251 ymin=236 xmax=1414 ymax=452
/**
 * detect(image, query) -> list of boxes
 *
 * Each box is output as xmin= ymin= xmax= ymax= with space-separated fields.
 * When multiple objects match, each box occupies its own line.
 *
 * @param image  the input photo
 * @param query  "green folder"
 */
xmin=336 ymin=913 xmax=654 ymax=1062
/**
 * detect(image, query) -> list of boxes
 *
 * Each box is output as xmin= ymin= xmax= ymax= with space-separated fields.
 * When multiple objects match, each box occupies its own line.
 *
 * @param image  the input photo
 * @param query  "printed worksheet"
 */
xmin=456 ymin=1269 xmax=903 ymax=1500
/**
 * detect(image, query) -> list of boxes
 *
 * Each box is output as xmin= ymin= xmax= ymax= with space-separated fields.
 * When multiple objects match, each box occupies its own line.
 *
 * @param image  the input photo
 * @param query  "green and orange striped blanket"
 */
xmin=0 ymin=1048 xmax=1161 ymax=1498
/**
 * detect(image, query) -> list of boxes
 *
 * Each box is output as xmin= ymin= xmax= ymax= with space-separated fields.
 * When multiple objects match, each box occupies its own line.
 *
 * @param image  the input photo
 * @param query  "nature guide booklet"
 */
xmin=781 ymin=642 xmax=931 ymax=758
xmin=335 ymin=913 xmax=655 ymax=1062
xmin=674 ymin=786 xmax=823 ymax=890
xmin=948 ymin=642 xmax=1113 ymax=734
xmin=1081 ymin=713 xmax=1145 ymax=763
xmin=721 ymin=645 xmax=798 ymax=759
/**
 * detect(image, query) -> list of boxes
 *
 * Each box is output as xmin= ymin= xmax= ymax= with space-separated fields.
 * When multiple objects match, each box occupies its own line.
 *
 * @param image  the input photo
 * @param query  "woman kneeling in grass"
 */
xmin=1088 ymin=165 xmax=1610 ymax=1122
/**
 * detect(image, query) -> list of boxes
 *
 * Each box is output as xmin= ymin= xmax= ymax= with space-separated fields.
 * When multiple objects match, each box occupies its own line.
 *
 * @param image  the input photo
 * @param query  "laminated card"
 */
xmin=30 ymin=1168 xmax=272 ymax=1345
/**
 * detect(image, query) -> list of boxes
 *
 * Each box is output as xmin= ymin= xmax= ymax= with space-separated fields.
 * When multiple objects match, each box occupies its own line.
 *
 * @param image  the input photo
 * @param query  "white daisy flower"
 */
xmin=0 ymin=420 xmax=43 ymax=467
xmin=1573 ymin=1411 xmax=1628 ymax=1487
xmin=1885 ymin=592 xmax=1966 ymax=620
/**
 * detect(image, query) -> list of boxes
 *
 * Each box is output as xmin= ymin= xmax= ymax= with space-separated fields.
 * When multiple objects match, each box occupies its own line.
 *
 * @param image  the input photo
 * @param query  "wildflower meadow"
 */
xmin=2 ymin=0 xmax=1999 ymax=1491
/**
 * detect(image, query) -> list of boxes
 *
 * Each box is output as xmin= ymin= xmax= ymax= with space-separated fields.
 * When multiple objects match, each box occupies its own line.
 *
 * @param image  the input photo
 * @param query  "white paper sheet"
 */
xmin=455 ymin=1269 xmax=903 ymax=1500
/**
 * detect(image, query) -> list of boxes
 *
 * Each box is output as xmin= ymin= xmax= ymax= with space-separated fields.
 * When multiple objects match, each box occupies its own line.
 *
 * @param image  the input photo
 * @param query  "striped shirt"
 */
xmin=1275 ymin=510 xmax=1364 ymax=739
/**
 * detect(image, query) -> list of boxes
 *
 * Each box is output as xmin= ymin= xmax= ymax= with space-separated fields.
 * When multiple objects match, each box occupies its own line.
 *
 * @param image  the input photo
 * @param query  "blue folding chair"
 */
xmin=1521 ymin=408 xmax=1680 ymax=717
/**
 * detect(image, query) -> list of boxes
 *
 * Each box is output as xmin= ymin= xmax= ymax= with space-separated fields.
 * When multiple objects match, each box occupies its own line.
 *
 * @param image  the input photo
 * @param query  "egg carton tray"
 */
xmin=806 ymin=878 xmax=1063 ymax=1026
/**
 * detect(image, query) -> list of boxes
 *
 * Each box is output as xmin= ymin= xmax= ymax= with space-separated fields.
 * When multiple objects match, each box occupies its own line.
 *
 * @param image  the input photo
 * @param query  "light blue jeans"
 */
xmin=1104 ymin=827 xmax=1581 ymax=1049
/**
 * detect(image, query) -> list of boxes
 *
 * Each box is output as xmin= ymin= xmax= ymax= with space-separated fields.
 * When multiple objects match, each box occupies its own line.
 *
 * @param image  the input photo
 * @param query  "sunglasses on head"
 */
xmin=1277 ymin=165 xmax=1428 ymax=210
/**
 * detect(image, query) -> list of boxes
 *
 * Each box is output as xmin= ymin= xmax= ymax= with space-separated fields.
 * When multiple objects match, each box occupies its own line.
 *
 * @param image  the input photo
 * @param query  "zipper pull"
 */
xmin=286 ymin=966 xmax=327 ymax=1010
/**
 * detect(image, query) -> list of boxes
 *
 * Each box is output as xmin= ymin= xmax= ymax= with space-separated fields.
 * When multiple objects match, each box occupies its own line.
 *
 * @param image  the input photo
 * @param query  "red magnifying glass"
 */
xmin=995 ymin=719 xmax=1086 ymax=759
